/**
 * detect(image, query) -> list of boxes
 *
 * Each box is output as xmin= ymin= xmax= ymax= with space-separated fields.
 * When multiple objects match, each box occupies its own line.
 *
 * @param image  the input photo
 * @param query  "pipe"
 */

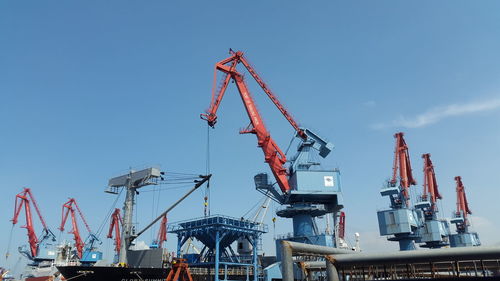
xmin=281 ymin=241 xmax=294 ymax=281
xmin=281 ymin=241 xmax=352 ymax=281
xmin=281 ymin=240 xmax=500 ymax=281
xmin=325 ymin=257 xmax=339 ymax=281
xmin=284 ymin=241 xmax=355 ymax=255
xmin=332 ymin=246 xmax=500 ymax=266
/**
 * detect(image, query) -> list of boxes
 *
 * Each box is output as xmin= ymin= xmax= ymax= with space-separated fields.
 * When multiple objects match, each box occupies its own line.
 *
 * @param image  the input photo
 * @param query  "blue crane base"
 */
xmin=450 ymin=232 xmax=481 ymax=247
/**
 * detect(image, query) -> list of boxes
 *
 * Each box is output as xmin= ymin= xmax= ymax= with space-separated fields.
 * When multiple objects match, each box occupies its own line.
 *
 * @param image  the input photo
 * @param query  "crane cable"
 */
xmin=5 ymin=226 xmax=14 ymax=260
xmin=94 ymin=188 xmax=124 ymax=239
xmin=204 ymin=124 xmax=211 ymax=217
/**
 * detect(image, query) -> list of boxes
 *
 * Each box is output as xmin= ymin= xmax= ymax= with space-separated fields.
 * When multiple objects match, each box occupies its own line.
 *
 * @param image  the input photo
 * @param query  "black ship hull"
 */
xmin=57 ymin=265 xmax=169 ymax=281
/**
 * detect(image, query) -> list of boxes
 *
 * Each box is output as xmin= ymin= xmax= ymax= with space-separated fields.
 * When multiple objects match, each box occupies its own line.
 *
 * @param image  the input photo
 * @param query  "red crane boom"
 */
xmin=422 ymin=153 xmax=442 ymax=210
xmin=60 ymin=198 xmax=92 ymax=259
xmin=390 ymin=132 xmax=417 ymax=206
xmin=454 ymin=176 xmax=472 ymax=219
xmin=107 ymin=208 xmax=122 ymax=255
xmin=156 ymin=215 xmax=167 ymax=248
xmin=201 ymin=50 xmax=305 ymax=194
xmin=11 ymin=188 xmax=49 ymax=258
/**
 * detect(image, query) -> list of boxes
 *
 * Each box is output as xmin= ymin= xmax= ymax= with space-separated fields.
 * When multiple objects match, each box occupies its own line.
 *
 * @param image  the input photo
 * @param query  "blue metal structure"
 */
xmin=449 ymin=209 xmax=481 ymax=247
xmin=414 ymin=196 xmax=450 ymax=248
xmin=169 ymin=215 xmax=267 ymax=281
xmin=17 ymin=232 xmax=58 ymax=264
xmin=255 ymin=128 xmax=344 ymax=254
xmin=377 ymin=206 xmax=422 ymax=251
xmin=80 ymin=234 xmax=103 ymax=264
xmin=255 ymin=129 xmax=344 ymax=281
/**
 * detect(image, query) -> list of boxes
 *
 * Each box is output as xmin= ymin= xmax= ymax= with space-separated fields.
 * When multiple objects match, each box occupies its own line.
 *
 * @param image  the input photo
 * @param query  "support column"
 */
xmin=399 ymin=239 xmax=416 ymax=251
xmin=326 ymin=257 xmax=339 ymax=281
xmin=215 ymin=230 xmax=220 ymax=281
xmin=281 ymin=241 xmax=293 ymax=281
xmin=253 ymin=236 xmax=258 ymax=281
xmin=177 ymin=235 xmax=184 ymax=257
xmin=119 ymin=183 xmax=135 ymax=265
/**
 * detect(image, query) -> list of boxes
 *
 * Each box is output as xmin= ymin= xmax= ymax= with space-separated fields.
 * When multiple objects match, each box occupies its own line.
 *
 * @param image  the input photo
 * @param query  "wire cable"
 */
xmin=205 ymin=124 xmax=211 ymax=217
xmin=95 ymin=187 xmax=123 ymax=238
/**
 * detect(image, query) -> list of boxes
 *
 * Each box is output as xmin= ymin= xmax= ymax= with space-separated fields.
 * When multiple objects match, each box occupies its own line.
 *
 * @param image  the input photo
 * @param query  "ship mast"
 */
xmin=106 ymin=167 xmax=163 ymax=265
xmin=105 ymin=167 xmax=211 ymax=265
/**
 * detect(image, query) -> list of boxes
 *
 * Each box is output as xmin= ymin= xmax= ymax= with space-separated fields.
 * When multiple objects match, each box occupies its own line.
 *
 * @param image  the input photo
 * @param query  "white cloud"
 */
xmin=467 ymin=215 xmax=500 ymax=246
xmin=372 ymin=97 xmax=500 ymax=129
xmin=355 ymin=231 xmax=400 ymax=253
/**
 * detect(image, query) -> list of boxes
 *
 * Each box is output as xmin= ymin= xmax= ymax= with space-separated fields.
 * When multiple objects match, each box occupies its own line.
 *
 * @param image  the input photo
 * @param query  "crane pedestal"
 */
xmin=449 ymin=232 xmax=481 ymax=247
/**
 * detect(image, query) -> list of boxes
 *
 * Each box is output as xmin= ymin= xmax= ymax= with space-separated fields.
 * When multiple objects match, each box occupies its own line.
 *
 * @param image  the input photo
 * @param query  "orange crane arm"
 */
xmin=202 ymin=50 xmax=307 ymax=140
xmin=454 ymin=176 xmax=472 ymax=217
xmin=201 ymin=51 xmax=297 ymax=193
xmin=107 ymin=208 xmax=122 ymax=255
xmin=390 ymin=132 xmax=417 ymax=206
xmin=156 ymin=215 xmax=167 ymax=248
xmin=422 ymin=153 xmax=441 ymax=209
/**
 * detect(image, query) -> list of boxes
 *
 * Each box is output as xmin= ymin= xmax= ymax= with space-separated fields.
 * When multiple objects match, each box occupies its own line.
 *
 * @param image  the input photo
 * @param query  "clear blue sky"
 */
xmin=2 ymin=0 xmax=500 ymax=272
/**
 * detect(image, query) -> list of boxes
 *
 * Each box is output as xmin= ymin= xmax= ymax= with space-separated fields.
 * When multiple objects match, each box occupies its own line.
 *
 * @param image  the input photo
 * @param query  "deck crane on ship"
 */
xmin=150 ymin=215 xmax=168 ymax=249
xmin=201 ymin=50 xmax=344 ymax=263
xmin=449 ymin=176 xmax=481 ymax=247
xmin=9 ymin=188 xmax=57 ymax=264
xmin=107 ymin=208 xmax=122 ymax=263
xmin=414 ymin=154 xmax=451 ymax=248
xmin=377 ymin=133 xmax=423 ymax=251
xmin=59 ymin=198 xmax=103 ymax=264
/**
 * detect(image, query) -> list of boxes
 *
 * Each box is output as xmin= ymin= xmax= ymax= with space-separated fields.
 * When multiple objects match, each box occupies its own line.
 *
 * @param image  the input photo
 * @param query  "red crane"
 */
xmin=59 ymin=198 xmax=93 ymax=259
xmin=390 ymin=132 xmax=417 ymax=207
xmin=454 ymin=176 xmax=472 ymax=230
xmin=338 ymin=212 xmax=346 ymax=240
xmin=421 ymin=153 xmax=442 ymax=212
xmin=11 ymin=188 xmax=52 ymax=259
xmin=107 ymin=208 xmax=122 ymax=255
xmin=155 ymin=215 xmax=168 ymax=248
xmin=201 ymin=50 xmax=306 ymax=194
